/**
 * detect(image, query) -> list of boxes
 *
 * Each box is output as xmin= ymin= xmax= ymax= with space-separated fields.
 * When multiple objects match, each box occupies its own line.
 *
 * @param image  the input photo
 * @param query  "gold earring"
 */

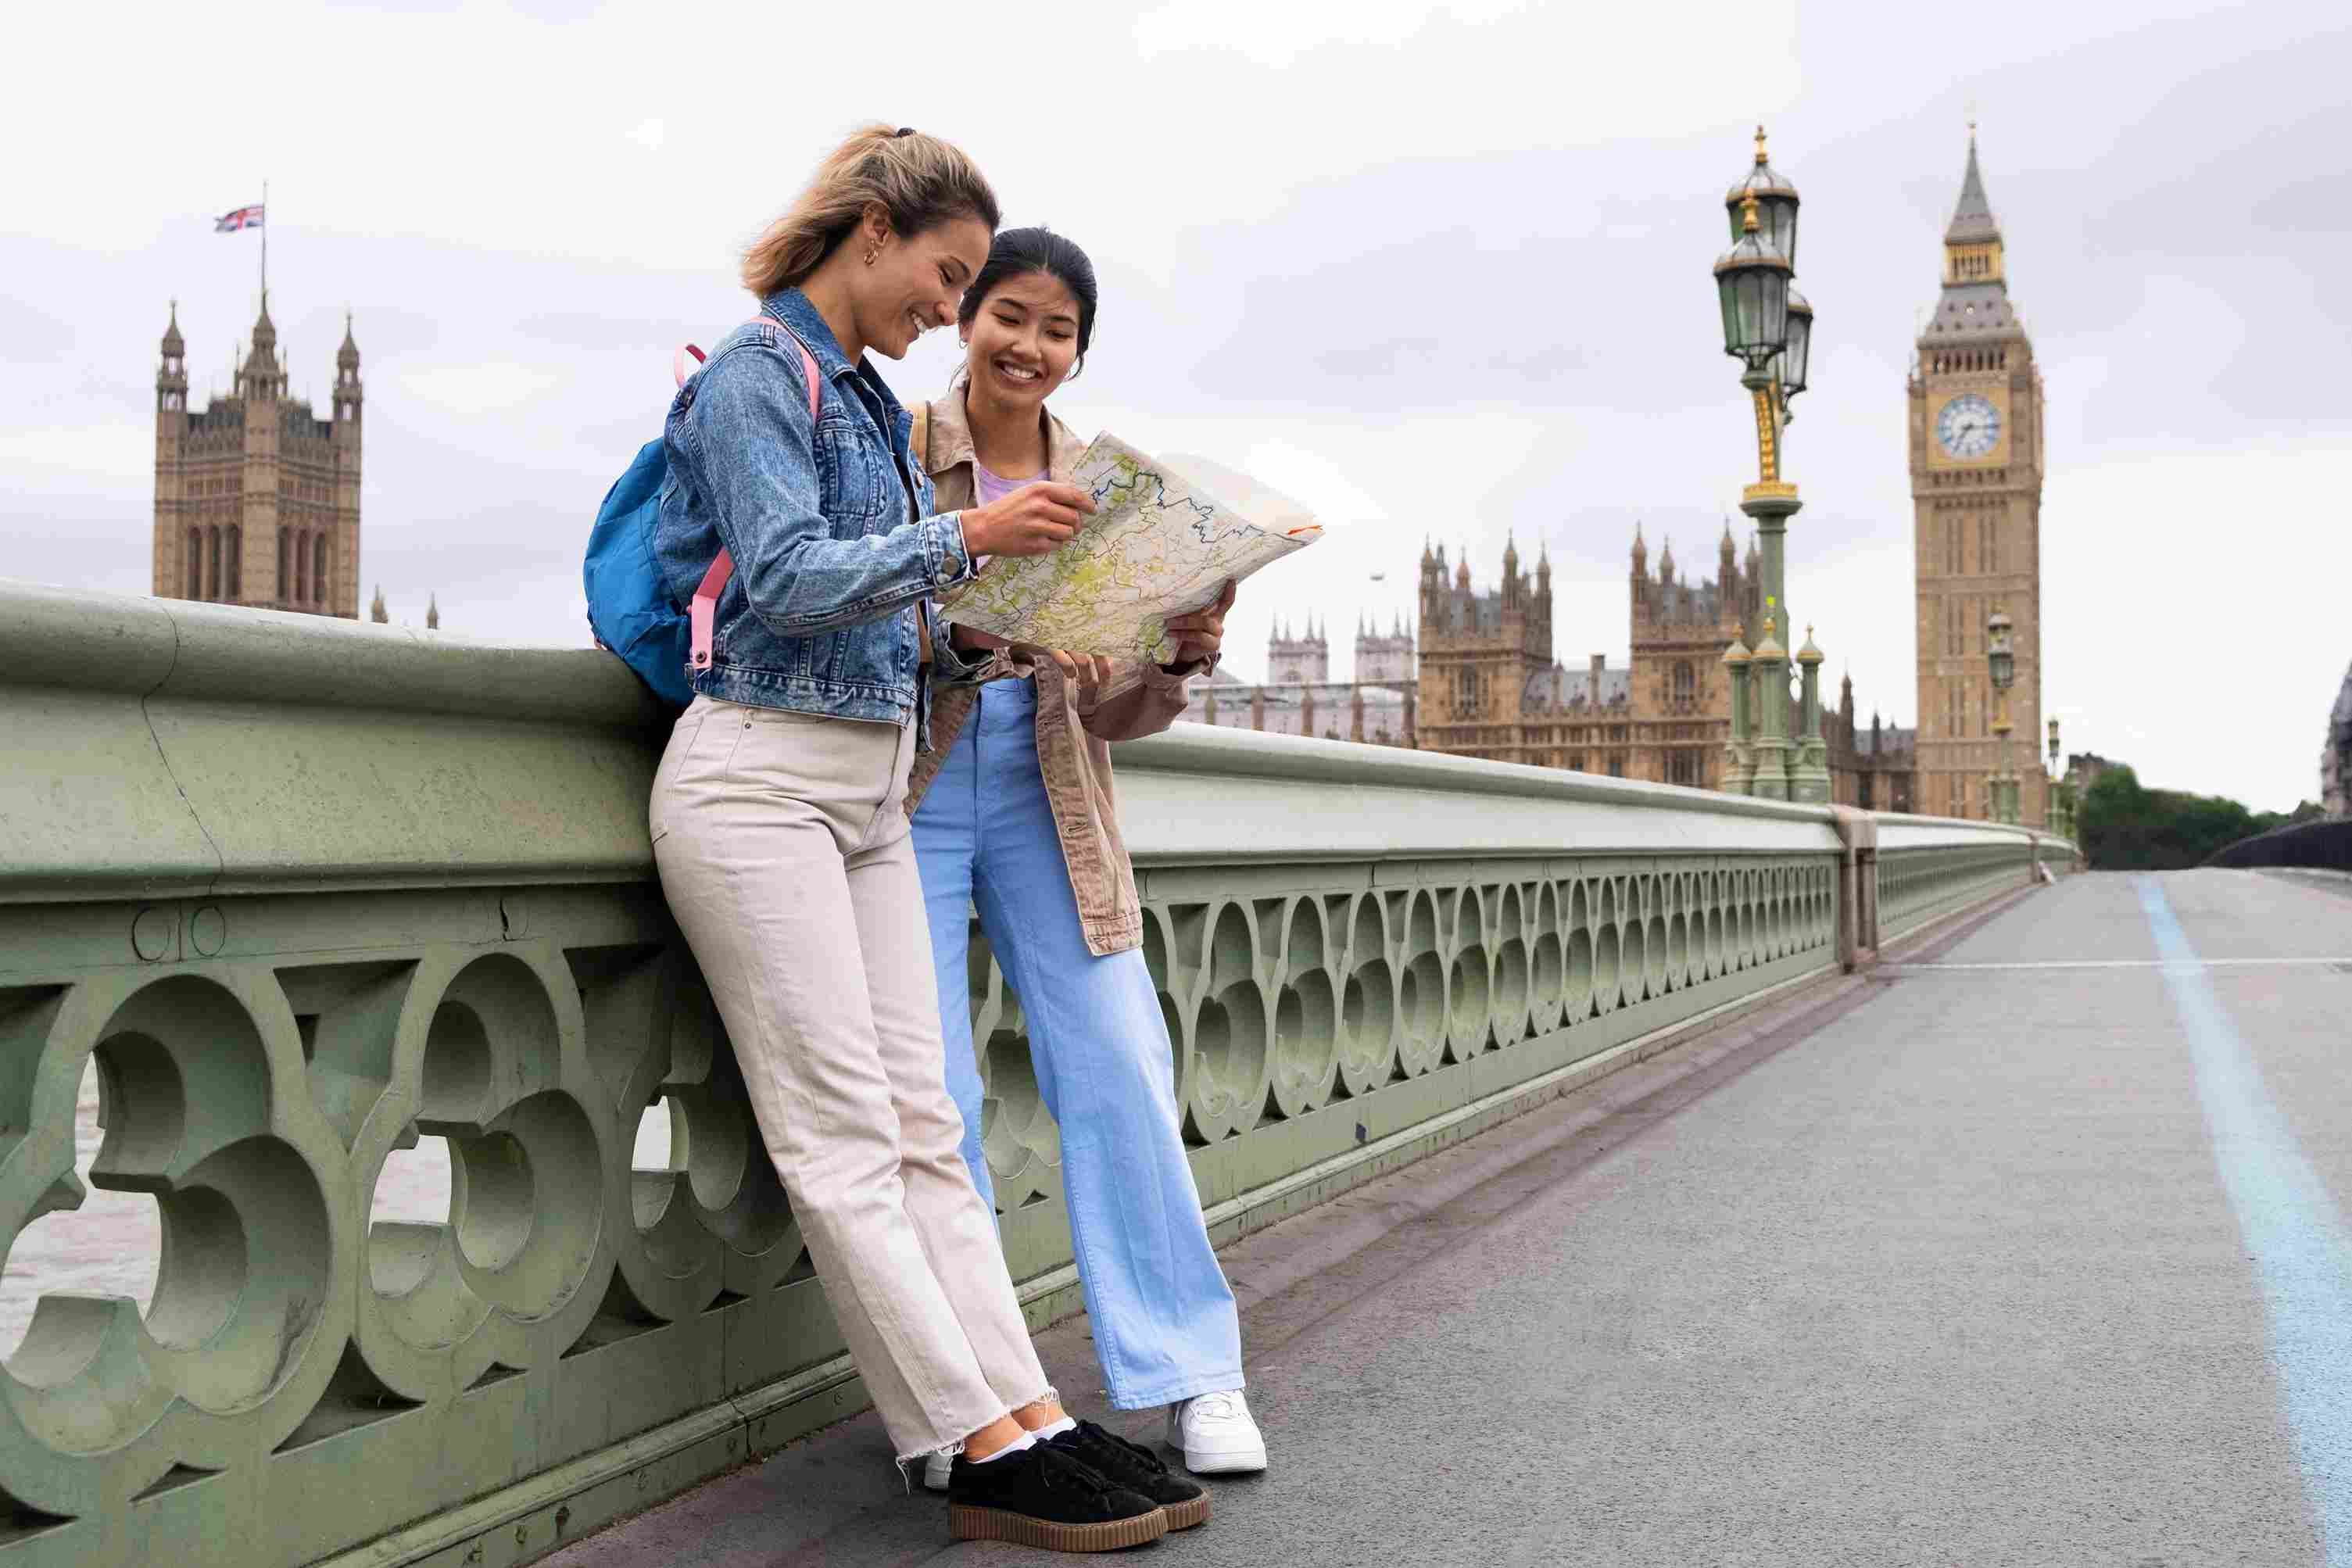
xmin=864 ymin=247 xmax=878 ymax=266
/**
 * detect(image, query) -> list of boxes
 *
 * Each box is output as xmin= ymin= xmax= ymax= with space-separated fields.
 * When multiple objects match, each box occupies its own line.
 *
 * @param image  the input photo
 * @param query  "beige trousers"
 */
xmin=650 ymin=695 xmax=1052 ymax=1461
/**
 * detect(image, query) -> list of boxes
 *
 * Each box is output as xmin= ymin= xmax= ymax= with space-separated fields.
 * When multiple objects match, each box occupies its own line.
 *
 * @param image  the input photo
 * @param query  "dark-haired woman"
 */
xmin=906 ymin=228 xmax=1266 ymax=1498
xmin=650 ymin=131 xmax=1172 ymax=1552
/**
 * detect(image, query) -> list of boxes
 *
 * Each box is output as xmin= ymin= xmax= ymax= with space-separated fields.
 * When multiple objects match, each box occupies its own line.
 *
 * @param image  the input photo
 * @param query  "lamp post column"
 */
xmin=2046 ymin=717 xmax=2069 ymax=840
xmin=1794 ymin=625 xmax=1830 ymax=804
xmin=1740 ymin=480 xmax=1801 ymax=797
xmin=1722 ymin=635 xmax=1753 ymax=795
xmin=1991 ymin=703 xmax=2016 ymax=825
xmin=1986 ymin=607 xmax=2017 ymax=825
xmin=1749 ymin=616 xmax=1791 ymax=800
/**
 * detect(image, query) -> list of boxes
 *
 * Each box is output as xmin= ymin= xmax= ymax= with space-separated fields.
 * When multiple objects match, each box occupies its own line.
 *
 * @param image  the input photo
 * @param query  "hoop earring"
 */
xmin=864 ymin=247 xmax=879 ymax=267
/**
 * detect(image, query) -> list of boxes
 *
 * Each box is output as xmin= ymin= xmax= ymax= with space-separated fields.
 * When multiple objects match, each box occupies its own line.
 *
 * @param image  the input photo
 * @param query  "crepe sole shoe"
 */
xmin=1046 ymin=1420 xmax=1212 ymax=1530
xmin=947 ymin=1502 xmax=1170 ymax=1552
xmin=1158 ymin=1494 xmax=1212 ymax=1530
xmin=946 ymin=1442 xmax=1168 ymax=1554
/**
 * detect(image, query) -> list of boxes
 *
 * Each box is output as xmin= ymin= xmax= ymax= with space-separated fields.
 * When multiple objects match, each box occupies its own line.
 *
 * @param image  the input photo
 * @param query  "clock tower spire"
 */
xmin=1909 ymin=130 xmax=2049 ymax=827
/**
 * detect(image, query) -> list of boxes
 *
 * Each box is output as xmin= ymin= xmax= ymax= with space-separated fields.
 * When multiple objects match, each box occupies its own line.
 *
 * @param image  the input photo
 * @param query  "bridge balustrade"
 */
xmin=0 ymin=582 xmax=2067 ymax=1567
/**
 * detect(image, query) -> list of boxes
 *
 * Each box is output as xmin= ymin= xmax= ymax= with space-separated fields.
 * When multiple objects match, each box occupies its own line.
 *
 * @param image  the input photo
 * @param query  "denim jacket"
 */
xmin=654 ymin=288 xmax=987 ymax=741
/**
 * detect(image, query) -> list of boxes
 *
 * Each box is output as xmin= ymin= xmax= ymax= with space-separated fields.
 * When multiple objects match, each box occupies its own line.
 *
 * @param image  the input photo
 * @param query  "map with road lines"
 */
xmin=940 ymin=433 xmax=1319 ymax=662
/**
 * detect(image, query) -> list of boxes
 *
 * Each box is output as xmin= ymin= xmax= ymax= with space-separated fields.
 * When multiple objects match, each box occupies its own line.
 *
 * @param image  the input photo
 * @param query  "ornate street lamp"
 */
xmin=2047 ymin=714 xmax=2070 ymax=841
xmin=1987 ymin=607 xmax=2017 ymax=824
xmin=1714 ymin=195 xmax=1792 ymax=385
xmin=1711 ymin=126 xmax=1824 ymax=803
xmin=1778 ymin=287 xmax=1813 ymax=406
xmin=1726 ymin=123 xmax=1800 ymax=273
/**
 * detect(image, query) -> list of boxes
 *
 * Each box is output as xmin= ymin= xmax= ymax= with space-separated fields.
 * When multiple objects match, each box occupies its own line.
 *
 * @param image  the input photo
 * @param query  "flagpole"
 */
xmin=260 ymin=178 xmax=269 ymax=309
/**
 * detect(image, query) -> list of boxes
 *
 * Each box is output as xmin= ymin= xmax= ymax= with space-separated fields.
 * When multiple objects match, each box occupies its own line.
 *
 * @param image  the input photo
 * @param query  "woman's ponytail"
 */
xmin=743 ymin=124 xmax=1000 ymax=296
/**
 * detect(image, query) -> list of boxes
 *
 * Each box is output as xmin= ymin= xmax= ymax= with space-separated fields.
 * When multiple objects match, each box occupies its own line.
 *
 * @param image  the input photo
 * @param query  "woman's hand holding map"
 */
xmin=959 ymin=481 xmax=1097 ymax=557
xmin=939 ymin=434 xmax=1320 ymax=664
xmin=1161 ymin=578 xmax=1236 ymax=669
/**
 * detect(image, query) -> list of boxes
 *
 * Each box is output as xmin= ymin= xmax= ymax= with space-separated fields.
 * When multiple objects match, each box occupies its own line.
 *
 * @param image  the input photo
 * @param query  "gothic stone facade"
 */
xmin=1623 ymin=524 xmax=1754 ymax=788
xmin=1187 ymin=532 xmax=1910 ymax=804
xmin=1911 ymin=136 xmax=2048 ymax=826
xmin=1183 ymin=614 xmax=1417 ymax=746
xmin=152 ymin=298 xmax=363 ymax=618
xmin=1413 ymin=537 xmax=1639 ymax=772
xmin=1410 ymin=529 xmax=1910 ymax=801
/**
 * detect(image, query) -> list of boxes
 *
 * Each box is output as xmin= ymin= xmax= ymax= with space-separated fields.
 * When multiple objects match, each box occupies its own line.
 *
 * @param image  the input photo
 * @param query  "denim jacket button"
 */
xmin=934 ymin=562 xmax=957 ymax=585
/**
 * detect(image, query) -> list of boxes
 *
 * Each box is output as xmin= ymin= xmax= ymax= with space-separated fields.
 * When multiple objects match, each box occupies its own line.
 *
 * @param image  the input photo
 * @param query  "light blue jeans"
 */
xmin=911 ymin=677 xmax=1244 ymax=1409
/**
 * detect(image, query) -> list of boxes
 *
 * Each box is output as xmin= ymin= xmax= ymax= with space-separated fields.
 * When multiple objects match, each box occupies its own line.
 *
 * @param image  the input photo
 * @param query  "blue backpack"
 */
xmin=584 ymin=320 xmax=820 ymax=706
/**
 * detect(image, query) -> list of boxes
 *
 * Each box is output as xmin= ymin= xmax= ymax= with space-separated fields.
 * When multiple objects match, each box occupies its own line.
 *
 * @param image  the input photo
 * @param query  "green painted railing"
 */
xmin=1873 ymin=814 xmax=2077 ymax=943
xmin=0 ymin=582 xmax=2066 ymax=1566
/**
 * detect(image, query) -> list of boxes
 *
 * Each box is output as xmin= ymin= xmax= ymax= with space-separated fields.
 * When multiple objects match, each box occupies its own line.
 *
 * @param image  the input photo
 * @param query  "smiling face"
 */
xmin=962 ymin=269 xmax=1083 ymax=411
xmin=854 ymin=213 xmax=993 ymax=360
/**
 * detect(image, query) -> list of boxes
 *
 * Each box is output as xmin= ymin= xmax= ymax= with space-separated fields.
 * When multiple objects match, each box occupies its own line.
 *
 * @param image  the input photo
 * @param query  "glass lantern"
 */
xmin=1713 ymin=197 xmax=1791 ymax=371
xmin=1987 ymin=607 xmax=2015 ymax=690
xmin=1725 ymin=127 xmax=1801 ymax=274
xmin=1777 ymin=287 xmax=1813 ymax=399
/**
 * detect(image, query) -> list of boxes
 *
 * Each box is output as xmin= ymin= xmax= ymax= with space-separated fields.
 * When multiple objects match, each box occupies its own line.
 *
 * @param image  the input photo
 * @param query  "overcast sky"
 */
xmin=5 ymin=1 xmax=2347 ymax=810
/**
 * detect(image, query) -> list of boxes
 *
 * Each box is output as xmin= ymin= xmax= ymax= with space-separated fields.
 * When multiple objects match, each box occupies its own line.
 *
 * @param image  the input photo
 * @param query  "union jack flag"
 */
xmin=214 ymin=204 xmax=265 ymax=232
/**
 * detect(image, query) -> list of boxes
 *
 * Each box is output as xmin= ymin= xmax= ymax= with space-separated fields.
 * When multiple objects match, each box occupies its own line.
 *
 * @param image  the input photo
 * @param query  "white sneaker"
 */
xmin=1165 ymin=1390 xmax=1267 ymax=1474
xmin=921 ymin=1445 xmax=956 ymax=1492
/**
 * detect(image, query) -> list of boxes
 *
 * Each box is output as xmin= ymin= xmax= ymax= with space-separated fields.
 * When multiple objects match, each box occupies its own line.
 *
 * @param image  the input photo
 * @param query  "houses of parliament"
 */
xmin=154 ymin=137 xmax=2045 ymax=826
xmin=1191 ymin=134 xmax=2049 ymax=826
xmin=152 ymin=295 xmax=366 ymax=618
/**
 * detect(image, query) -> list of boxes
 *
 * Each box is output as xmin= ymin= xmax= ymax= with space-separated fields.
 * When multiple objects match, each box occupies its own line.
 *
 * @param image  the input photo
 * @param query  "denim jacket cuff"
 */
xmin=924 ymin=511 xmax=976 ymax=592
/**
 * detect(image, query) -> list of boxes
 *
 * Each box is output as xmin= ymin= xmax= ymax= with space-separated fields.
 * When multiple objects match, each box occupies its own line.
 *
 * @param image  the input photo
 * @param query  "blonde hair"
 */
xmin=742 ymin=124 xmax=1001 ymax=296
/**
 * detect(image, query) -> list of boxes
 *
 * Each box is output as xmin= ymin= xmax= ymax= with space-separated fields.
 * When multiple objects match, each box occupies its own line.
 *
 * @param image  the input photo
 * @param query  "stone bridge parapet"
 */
xmin=0 ymin=580 xmax=2070 ymax=1567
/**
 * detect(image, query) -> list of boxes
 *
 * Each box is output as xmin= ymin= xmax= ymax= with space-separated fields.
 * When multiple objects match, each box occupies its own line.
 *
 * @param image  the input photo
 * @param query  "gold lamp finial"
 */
xmin=1754 ymin=124 xmax=1768 ymax=165
xmin=1740 ymin=192 xmax=1760 ymax=233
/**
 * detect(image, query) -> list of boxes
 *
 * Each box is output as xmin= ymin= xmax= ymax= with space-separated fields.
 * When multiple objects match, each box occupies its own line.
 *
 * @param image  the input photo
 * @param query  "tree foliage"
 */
xmin=2078 ymin=766 xmax=2307 ymax=869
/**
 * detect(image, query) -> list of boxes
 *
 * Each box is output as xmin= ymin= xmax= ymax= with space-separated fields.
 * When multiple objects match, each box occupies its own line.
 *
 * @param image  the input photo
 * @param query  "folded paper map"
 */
xmin=939 ymin=433 xmax=1321 ymax=663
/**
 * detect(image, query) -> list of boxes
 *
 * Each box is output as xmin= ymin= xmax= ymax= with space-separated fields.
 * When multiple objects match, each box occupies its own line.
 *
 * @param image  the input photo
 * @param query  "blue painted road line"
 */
xmin=2139 ymin=875 xmax=2352 ymax=1564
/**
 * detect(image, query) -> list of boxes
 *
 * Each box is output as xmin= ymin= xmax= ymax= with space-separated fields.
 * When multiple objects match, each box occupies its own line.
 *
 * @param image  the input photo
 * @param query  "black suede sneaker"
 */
xmin=947 ymin=1439 xmax=1168 ymax=1552
xmin=1047 ymin=1419 xmax=1212 ymax=1530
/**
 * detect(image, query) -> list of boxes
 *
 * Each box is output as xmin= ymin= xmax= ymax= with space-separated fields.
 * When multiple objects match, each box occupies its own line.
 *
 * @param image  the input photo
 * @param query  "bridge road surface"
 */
xmin=546 ymin=869 xmax=2352 ymax=1568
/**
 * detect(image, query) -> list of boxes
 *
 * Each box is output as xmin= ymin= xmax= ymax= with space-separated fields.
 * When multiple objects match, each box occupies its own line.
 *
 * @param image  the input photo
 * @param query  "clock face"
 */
xmin=1935 ymin=392 xmax=2001 ymax=459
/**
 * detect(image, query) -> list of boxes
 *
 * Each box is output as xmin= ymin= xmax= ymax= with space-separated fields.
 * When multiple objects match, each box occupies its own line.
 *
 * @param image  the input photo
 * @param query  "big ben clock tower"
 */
xmin=1910 ymin=133 xmax=2046 ymax=826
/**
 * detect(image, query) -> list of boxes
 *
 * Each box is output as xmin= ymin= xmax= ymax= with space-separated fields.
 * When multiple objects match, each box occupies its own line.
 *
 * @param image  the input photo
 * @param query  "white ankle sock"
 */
xmin=1032 ymin=1416 xmax=1077 ymax=1441
xmin=969 ymin=1430 xmax=1036 ymax=1464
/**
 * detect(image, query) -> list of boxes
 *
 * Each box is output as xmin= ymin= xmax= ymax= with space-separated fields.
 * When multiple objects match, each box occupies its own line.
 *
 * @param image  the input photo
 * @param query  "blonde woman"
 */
xmin=649 ymin=128 xmax=1168 ymax=1552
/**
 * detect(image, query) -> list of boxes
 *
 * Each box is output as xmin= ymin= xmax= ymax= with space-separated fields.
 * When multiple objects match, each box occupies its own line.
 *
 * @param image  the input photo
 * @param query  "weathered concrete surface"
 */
xmin=542 ymin=869 xmax=2351 ymax=1567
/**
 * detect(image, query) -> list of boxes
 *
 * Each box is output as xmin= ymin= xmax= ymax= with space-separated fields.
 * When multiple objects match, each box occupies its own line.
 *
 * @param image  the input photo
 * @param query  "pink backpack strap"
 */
xmin=686 ymin=318 xmax=822 ymax=679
